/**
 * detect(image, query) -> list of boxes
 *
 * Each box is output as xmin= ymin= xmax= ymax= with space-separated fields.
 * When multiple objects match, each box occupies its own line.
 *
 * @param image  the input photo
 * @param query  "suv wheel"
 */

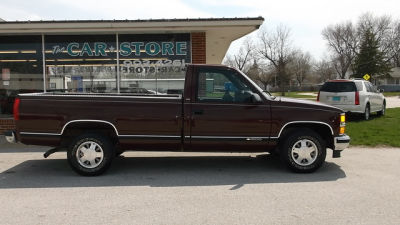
xmin=67 ymin=133 xmax=115 ymax=176
xmin=280 ymin=129 xmax=326 ymax=173
xmin=364 ymin=104 xmax=370 ymax=120
xmin=377 ymin=102 xmax=386 ymax=116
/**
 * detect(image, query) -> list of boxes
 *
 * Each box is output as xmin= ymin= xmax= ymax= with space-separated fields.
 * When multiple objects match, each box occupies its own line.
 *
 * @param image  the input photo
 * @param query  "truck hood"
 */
xmin=273 ymin=96 xmax=343 ymax=113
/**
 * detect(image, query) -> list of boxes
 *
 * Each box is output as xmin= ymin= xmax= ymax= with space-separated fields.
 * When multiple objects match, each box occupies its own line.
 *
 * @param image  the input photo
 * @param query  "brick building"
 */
xmin=0 ymin=17 xmax=264 ymax=133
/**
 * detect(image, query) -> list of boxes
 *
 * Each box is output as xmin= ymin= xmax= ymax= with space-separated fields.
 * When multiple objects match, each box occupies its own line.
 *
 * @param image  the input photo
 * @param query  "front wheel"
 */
xmin=377 ymin=102 xmax=386 ymax=116
xmin=67 ymin=133 xmax=115 ymax=176
xmin=280 ymin=129 xmax=326 ymax=173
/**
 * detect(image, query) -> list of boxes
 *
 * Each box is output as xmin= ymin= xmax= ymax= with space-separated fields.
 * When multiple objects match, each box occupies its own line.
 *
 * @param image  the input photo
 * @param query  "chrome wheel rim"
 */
xmin=76 ymin=141 xmax=104 ymax=169
xmin=291 ymin=139 xmax=318 ymax=166
xmin=365 ymin=107 xmax=370 ymax=120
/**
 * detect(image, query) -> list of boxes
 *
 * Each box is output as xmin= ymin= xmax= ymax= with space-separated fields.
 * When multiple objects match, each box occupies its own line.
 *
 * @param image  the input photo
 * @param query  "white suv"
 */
xmin=318 ymin=79 xmax=386 ymax=120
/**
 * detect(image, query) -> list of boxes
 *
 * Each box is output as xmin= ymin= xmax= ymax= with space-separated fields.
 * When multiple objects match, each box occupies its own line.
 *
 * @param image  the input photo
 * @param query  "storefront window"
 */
xmin=0 ymin=33 xmax=192 ymax=117
xmin=45 ymin=35 xmax=117 ymax=93
xmin=0 ymin=35 xmax=43 ymax=116
xmin=119 ymin=33 xmax=190 ymax=94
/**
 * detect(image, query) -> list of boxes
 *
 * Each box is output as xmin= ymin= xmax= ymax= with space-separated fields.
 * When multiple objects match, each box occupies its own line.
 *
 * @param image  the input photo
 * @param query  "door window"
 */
xmin=196 ymin=68 xmax=259 ymax=103
xmin=365 ymin=82 xmax=377 ymax=92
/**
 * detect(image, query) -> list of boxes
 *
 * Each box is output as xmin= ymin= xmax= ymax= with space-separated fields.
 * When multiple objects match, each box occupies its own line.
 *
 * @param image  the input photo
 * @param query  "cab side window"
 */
xmin=196 ymin=68 xmax=258 ymax=103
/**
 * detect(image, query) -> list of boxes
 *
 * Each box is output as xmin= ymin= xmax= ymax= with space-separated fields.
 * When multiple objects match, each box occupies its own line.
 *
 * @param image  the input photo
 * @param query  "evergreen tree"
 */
xmin=353 ymin=28 xmax=391 ymax=82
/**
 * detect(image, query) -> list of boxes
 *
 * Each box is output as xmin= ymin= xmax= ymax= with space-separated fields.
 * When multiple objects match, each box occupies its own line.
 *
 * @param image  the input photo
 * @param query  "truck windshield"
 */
xmin=237 ymin=70 xmax=273 ymax=100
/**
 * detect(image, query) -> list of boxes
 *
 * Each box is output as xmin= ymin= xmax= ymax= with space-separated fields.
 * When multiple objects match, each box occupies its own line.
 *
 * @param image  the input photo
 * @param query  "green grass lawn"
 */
xmin=271 ymin=91 xmax=399 ymax=98
xmin=271 ymin=92 xmax=317 ymax=99
xmin=346 ymin=108 xmax=400 ymax=147
xmin=383 ymin=92 xmax=400 ymax=97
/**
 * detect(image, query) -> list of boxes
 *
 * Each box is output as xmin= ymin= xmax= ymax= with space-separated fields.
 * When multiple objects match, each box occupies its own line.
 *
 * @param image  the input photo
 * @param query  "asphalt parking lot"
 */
xmin=0 ymin=139 xmax=399 ymax=225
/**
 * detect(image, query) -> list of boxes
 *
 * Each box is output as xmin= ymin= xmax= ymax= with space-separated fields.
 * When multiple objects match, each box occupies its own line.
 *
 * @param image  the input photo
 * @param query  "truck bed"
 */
xmin=16 ymin=92 xmax=183 ymax=150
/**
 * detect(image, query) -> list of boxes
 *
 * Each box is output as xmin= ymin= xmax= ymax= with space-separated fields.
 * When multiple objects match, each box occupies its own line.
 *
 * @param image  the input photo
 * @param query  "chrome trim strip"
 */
xmin=61 ymin=120 xmax=119 ymax=135
xmin=19 ymin=93 xmax=182 ymax=100
xmin=277 ymin=121 xmax=334 ymax=137
xmin=189 ymin=136 xmax=269 ymax=139
xmin=19 ymin=131 xmax=180 ymax=139
xmin=19 ymin=132 xmax=275 ymax=141
xmin=118 ymin=135 xmax=180 ymax=138
xmin=20 ymin=132 xmax=61 ymax=136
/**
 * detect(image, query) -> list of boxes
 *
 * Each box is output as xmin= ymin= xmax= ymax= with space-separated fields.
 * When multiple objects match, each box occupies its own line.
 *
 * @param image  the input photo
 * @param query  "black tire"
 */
xmin=67 ymin=133 xmax=115 ymax=176
xmin=377 ymin=101 xmax=386 ymax=116
xmin=364 ymin=104 xmax=370 ymax=120
xmin=280 ymin=129 xmax=326 ymax=173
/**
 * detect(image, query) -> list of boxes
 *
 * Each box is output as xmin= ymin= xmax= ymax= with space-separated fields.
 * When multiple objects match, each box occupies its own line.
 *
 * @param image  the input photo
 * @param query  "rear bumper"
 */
xmin=329 ymin=104 xmax=364 ymax=114
xmin=4 ymin=130 xmax=17 ymax=143
xmin=334 ymin=134 xmax=350 ymax=151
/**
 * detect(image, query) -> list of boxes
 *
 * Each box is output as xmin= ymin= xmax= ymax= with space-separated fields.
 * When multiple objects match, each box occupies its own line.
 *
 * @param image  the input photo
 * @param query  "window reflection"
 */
xmin=0 ymin=36 xmax=43 ymax=116
xmin=45 ymin=35 xmax=117 ymax=93
xmin=0 ymin=33 xmax=191 ymax=117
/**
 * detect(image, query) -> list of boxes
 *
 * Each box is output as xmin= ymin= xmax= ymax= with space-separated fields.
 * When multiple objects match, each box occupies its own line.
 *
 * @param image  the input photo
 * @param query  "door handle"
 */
xmin=193 ymin=109 xmax=204 ymax=115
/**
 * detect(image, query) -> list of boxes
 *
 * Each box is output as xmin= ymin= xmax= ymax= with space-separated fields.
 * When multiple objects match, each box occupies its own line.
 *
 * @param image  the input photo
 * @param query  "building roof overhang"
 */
xmin=0 ymin=17 xmax=264 ymax=63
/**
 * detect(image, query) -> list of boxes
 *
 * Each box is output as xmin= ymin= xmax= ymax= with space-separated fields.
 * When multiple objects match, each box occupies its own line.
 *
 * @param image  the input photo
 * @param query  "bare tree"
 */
xmin=223 ymin=38 xmax=254 ymax=73
xmin=387 ymin=20 xmax=400 ymax=67
xmin=257 ymin=24 xmax=295 ymax=95
xmin=247 ymin=60 xmax=275 ymax=90
xmin=314 ymin=59 xmax=336 ymax=82
xmin=357 ymin=13 xmax=392 ymax=47
xmin=289 ymin=51 xmax=312 ymax=86
xmin=322 ymin=21 xmax=358 ymax=78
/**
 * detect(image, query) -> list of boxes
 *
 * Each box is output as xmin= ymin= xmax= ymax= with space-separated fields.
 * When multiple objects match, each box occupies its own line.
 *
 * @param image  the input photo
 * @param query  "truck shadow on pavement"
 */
xmin=0 ymin=154 xmax=346 ymax=189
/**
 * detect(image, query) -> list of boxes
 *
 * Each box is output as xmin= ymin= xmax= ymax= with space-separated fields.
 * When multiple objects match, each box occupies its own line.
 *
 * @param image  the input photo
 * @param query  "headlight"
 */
xmin=339 ymin=113 xmax=346 ymax=135
xmin=340 ymin=114 xmax=346 ymax=123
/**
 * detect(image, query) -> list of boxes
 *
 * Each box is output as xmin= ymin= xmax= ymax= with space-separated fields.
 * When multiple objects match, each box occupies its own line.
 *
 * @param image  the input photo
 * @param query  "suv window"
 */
xmin=320 ymin=82 xmax=357 ymax=92
xmin=364 ymin=82 xmax=377 ymax=92
xmin=355 ymin=82 xmax=364 ymax=91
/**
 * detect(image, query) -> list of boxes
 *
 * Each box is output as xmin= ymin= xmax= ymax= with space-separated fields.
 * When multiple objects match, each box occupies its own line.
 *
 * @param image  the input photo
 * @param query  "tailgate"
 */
xmin=319 ymin=91 xmax=355 ymax=105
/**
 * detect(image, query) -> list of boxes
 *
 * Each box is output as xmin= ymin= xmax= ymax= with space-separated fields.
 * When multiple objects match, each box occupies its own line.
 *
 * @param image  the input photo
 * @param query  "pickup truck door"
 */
xmin=185 ymin=67 xmax=271 ymax=152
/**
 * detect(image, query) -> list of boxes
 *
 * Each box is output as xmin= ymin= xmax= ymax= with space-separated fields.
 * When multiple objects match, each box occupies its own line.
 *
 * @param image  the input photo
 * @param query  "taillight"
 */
xmin=355 ymin=91 xmax=359 ymax=105
xmin=317 ymin=91 xmax=320 ymax=101
xmin=13 ymin=98 xmax=20 ymax=121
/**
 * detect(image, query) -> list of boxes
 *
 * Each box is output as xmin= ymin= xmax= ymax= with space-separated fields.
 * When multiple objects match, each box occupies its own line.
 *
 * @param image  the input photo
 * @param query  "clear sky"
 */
xmin=0 ymin=0 xmax=399 ymax=60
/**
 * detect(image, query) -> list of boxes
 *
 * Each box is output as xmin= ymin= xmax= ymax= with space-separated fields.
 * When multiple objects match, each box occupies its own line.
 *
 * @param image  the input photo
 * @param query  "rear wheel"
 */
xmin=280 ymin=129 xmax=326 ymax=173
xmin=67 ymin=133 xmax=114 ymax=176
xmin=364 ymin=104 xmax=370 ymax=120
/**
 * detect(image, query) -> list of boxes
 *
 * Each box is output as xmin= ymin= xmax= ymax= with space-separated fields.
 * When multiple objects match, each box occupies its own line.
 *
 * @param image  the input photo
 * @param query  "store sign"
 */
xmin=48 ymin=34 xmax=190 ymax=76
xmin=51 ymin=41 xmax=188 ymax=57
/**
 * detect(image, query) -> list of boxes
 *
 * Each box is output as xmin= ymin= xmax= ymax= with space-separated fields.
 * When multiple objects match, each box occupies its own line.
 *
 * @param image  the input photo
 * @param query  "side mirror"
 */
xmin=379 ymin=89 xmax=384 ymax=93
xmin=250 ymin=93 xmax=263 ymax=104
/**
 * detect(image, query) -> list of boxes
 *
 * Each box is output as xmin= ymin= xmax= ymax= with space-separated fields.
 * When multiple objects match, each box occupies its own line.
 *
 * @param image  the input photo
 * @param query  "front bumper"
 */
xmin=334 ymin=134 xmax=350 ymax=151
xmin=4 ymin=130 xmax=17 ymax=143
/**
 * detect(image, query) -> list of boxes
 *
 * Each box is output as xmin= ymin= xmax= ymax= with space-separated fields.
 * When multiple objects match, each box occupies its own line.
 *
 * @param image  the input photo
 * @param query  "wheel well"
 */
xmin=61 ymin=122 xmax=118 ymax=147
xmin=279 ymin=123 xmax=334 ymax=149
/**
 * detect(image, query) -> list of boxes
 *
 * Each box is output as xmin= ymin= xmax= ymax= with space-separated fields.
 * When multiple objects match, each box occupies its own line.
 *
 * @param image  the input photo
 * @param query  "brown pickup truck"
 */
xmin=5 ymin=64 xmax=350 ymax=176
